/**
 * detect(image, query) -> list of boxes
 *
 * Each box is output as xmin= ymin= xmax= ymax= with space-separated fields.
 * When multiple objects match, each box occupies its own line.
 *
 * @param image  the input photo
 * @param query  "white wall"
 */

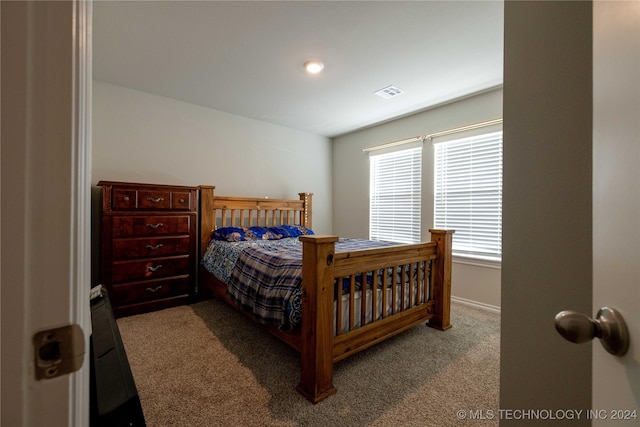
xmin=332 ymin=88 xmax=503 ymax=309
xmin=92 ymin=81 xmax=333 ymax=234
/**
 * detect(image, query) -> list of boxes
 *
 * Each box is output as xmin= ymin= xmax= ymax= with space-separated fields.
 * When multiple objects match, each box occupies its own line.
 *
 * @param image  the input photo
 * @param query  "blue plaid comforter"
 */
xmin=202 ymin=237 xmax=397 ymax=330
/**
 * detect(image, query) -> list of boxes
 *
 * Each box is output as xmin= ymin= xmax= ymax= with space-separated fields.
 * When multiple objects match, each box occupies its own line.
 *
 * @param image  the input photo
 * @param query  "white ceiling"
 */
xmin=93 ymin=1 xmax=504 ymax=138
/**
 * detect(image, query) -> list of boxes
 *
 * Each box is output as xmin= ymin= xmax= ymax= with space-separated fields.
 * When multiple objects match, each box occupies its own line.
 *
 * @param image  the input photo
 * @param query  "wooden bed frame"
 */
xmin=198 ymin=185 xmax=453 ymax=403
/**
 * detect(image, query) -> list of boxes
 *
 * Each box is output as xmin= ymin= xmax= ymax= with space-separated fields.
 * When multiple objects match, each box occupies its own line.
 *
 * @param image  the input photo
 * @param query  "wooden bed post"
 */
xmin=428 ymin=229 xmax=454 ymax=331
xmin=296 ymin=235 xmax=338 ymax=403
xmin=298 ymin=192 xmax=313 ymax=229
xmin=199 ymin=186 xmax=216 ymax=259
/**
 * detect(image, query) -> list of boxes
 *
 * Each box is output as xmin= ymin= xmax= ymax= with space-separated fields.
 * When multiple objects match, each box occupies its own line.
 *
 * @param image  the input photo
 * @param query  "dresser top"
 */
xmin=98 ymin=181 xmax=198 ymax=190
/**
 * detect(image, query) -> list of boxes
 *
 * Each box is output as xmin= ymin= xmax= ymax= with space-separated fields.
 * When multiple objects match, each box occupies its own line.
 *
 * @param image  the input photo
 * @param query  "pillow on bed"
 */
xmin=214 ymin=225 xmax=312 ymax=241
xmin=248 ymin=226 xmax=282 ymax=240
xmin=269 ymin=225 xmax=315 ymax=238
xmin=213 ymin=227 xmax=246 ymax=242
xmin=288 ymin=224 xmax=315 ymax=236
xmin=213 ymin=226 xmax=283 ymax=241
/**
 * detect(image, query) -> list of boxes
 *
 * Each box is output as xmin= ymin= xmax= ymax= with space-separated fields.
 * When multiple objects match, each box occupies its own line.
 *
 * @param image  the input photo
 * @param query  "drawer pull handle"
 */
xmin=145 ymin=285 xmax=163 ymax=293
xmin=146 ymin=243 xmax=164 ymax=251
xmin=146 ymin=223 xmax=164 ymax=229
xmin=147 ymin=196 xmax=165 ymax=203
xmin=123 ymin=196 xmax=130 ymax=201
xmin=179 ymin=198 xmax=185 ymax=204
xmin=146 ymin=264 xmax=163 ymax=273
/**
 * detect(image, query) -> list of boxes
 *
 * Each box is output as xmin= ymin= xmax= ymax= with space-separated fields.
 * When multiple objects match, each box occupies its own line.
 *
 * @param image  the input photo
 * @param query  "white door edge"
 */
xmin=70 ymin=0 xmax=93 ymax=424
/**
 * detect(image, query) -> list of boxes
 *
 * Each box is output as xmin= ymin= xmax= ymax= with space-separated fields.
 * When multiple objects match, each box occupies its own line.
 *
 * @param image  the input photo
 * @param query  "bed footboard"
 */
xmin=297 ymin=229 xmax=453 ymax=403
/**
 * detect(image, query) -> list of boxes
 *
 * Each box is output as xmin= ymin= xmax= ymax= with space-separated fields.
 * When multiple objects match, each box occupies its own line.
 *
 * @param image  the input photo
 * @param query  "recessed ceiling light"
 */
xmin=303 ymin=60 xmax=324 ymax=74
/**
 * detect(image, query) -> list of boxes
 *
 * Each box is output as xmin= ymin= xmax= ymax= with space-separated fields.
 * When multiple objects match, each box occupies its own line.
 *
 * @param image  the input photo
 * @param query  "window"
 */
xmin=434 ymin=131 xmax=503 ymax=261
xmin=369 ymin=146 xmax=422 ymax=243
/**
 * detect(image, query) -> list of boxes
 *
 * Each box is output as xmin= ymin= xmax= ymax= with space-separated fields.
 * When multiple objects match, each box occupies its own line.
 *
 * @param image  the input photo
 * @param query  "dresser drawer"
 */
xmin=112 ymin=236 xmax=191 ymax=260
xmin=112 ymin=189 xmax=138 ymax=210
xmin=170 ymin=191 xmax=192 ymax=210
xmin=112 ymin=255 xmax=190 ymax=283
xmin=109 ymin=277 xmax=191 ymax=306
xmin=111 ymin=188 xmax=192 ymax=211
xmin=112 ymin=215 xmax=191 ymax=237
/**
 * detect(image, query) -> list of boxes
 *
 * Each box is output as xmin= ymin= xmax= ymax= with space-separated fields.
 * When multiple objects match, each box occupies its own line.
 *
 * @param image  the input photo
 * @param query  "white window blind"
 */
xmin=369 ymin=146 xmax=422 ymax=243
xmin=434 ymin=131 xmax=503 ymax=261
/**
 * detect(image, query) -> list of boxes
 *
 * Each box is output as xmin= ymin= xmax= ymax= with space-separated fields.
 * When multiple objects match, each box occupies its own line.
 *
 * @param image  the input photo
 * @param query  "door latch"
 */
xmin=33 ymin=324 xmax=84 ymax=380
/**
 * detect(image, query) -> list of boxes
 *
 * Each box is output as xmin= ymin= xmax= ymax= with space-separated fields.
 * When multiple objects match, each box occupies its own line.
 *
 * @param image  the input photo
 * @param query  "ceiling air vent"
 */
xmin=374 ymin=85 xmax=404 ymax=99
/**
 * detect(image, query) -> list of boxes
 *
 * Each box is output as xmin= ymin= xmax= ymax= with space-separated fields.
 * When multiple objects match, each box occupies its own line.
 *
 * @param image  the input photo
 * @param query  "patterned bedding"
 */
xmin=202 ymin=237 xmax=398 ymax=330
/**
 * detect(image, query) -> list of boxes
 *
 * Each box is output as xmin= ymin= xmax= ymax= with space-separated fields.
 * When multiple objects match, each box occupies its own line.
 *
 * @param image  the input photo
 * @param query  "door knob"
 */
xmin=554 ymin=307 xmax=629 ymax=356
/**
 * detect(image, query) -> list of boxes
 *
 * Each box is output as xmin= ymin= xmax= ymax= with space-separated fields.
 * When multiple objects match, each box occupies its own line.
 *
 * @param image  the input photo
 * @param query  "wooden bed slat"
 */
xmin=391 ymin=266 xmax=398 ymax=316
xmin=360 ymin=273 xmax=367 ymax=327
xmin=381 ymin=269 xmax=388 ymax=320
xmin=349 ymin=275 xmax=356 ymax=332
xmin=335 ymin=282 xmax=343 ymax=336
xmin=371 ymin=270 xmax=378 ymax=327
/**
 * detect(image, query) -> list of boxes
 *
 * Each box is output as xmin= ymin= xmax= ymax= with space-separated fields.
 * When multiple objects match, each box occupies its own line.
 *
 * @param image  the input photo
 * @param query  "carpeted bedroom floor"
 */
xmin=117 ymin=298 xmax=500 ymax=427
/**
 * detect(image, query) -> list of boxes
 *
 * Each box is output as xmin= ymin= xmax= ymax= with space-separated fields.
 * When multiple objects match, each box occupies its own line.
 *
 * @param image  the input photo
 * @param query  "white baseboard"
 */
xmin=452 ymin=296 xmax=501 ymax=314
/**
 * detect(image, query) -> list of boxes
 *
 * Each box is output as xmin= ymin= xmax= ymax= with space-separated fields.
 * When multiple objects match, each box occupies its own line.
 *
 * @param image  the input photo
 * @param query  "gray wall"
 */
xmin=501 ymin=1 xmax=592 ymax=424
xmin=92 ymin=81 xmax=333 ymax=234
xmin=332 ymin=88 xmax=503 ymax=309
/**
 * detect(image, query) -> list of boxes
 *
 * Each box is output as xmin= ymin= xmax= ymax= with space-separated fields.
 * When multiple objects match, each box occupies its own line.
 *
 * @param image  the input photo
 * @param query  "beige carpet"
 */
xmin=117 ymin=299 xmax=500 ymax=427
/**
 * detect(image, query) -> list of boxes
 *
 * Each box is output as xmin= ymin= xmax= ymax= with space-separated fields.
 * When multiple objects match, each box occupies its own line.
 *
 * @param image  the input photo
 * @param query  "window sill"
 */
xmin=452 ymin=254 xmax=501 ymax=270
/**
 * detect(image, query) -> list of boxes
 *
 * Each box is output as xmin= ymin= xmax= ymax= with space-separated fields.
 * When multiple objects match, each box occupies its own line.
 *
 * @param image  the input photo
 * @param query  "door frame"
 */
xmin=0 ymin=1 xmax=92 ymax=425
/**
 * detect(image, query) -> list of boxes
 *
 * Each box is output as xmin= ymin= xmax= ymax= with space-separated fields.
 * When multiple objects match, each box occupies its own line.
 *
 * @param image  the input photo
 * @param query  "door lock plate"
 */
xmin=33 ymin=324 xmax=84 ymax=380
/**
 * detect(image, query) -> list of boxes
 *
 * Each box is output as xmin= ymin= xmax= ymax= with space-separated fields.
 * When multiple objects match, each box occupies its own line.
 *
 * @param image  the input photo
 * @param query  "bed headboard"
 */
xmin=198 ymin=185 xmax=313 ymax=257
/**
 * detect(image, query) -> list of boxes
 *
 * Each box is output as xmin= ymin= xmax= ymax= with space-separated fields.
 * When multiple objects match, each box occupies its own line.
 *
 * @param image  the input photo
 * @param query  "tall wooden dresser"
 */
xmin=98 ymin=181 xmax=198 ymax=317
